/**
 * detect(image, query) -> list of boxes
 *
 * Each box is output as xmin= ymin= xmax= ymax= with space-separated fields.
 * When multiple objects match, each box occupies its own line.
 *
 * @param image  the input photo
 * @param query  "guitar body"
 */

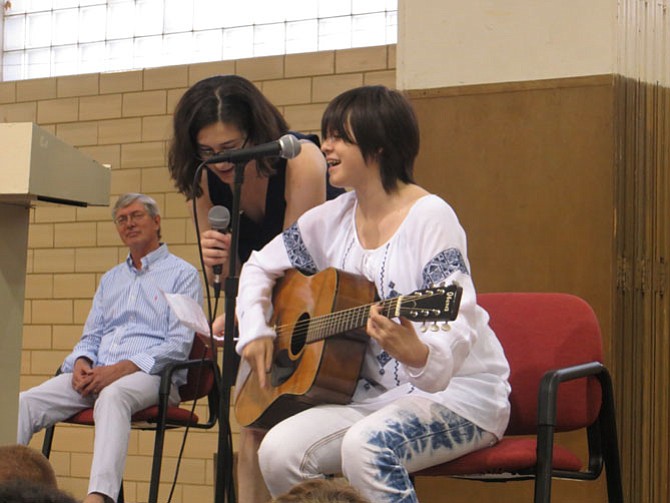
xmin=235 ymin=268 xmax=377 ymax=430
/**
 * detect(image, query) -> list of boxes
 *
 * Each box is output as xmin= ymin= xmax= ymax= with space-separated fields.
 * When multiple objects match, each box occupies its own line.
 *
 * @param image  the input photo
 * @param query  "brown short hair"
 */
xmin=321 ymin=85 xmax=419 ymax=194
xmin=0 ymin=445 xmax=58 ymax=488
xmin=270 ymin=478 xmax=370 ymax=503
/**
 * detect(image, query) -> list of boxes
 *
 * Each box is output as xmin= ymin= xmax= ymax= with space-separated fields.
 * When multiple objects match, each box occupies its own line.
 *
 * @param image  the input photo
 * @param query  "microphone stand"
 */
xmin=214 ymin=161 xmax=245 ymax=503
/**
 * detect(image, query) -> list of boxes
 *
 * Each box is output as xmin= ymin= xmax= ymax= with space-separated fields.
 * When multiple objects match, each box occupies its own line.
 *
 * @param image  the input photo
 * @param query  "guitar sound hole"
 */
xmin=290 ymin=312 xmax=310 ymax=355
xmin=271 ymin=349 xmax=298 ymax=386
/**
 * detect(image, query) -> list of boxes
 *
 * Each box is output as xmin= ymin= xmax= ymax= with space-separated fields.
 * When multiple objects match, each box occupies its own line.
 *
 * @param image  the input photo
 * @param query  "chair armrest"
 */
xmin=158 ymin=357 xmax=219 ymax=397
xmin=537 ymin=361 xmax=605 ymax=426
xmin=535 ymin=360 xmax=621 ymax=488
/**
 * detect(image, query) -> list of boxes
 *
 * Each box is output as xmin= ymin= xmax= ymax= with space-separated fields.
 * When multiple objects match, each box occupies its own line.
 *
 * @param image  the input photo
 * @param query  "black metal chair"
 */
xmin=42 ymin=333 xmax=220 ymax=503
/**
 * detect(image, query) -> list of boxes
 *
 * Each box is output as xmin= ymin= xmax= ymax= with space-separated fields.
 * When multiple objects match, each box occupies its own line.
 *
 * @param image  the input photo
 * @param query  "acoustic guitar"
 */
xmin=234 ymin=267 xmax=463 ymax=429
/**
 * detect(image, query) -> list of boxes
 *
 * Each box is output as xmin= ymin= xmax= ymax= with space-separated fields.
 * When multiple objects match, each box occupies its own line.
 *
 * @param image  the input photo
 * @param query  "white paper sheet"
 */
xmin=163 ymin=291 xmax=224 ymax=341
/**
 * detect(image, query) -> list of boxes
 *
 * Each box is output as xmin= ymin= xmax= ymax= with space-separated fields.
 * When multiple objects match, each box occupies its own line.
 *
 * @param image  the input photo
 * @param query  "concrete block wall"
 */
xmin=1 ymin=45 xmax=395 ymax=503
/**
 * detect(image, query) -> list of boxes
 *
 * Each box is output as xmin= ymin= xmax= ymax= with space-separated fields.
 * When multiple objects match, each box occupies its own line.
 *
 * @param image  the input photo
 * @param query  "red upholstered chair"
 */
xmin=41 ymin=333 xmax=220 ymax=503
xmin=413 ymin=293 xmax=623 ymax=503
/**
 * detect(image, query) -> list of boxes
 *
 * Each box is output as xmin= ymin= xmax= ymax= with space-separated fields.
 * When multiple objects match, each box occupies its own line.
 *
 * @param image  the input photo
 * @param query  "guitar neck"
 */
xmin=303 ymin=297 xmax=398 ymax=344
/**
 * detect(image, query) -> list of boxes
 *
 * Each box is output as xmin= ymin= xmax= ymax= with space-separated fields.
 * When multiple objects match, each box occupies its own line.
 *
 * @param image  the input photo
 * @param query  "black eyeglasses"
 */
xmin=196 ymin=137 xmax=248 ymax=162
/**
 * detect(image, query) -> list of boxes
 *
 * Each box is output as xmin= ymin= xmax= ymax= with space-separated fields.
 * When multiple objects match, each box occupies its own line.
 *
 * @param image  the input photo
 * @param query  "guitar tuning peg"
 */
xmin=441 ymin=323 xmax=451 ymax=332
xmin=430 ymin=322 xmax=439 ymax=332
xmin=420 ymin=323 xmax=428 ymax=333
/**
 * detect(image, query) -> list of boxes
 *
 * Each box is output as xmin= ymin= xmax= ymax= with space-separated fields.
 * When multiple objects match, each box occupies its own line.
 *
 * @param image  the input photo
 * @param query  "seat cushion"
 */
xmin=412 ymin=438 xmax=583 ymax=477
xmin=64 ymin=406 xmax=200 ymax=427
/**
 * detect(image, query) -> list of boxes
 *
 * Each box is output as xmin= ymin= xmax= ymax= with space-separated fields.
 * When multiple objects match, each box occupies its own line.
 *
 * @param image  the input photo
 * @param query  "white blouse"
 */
xmin=236 ymin=191 xmax=511 ymax=439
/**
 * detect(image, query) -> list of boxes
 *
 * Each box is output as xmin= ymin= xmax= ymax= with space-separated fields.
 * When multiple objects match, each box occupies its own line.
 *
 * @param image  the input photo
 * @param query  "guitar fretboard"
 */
xmin=278 ymin=297 xmax=400 ymax=345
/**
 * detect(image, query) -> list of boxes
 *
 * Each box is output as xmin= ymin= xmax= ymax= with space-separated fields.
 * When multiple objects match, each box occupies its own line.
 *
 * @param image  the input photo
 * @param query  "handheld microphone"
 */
xmin=206 ymin=133 xmax=301 ymax=164
xmin=207 ymin=205 xmax=231 ymax=298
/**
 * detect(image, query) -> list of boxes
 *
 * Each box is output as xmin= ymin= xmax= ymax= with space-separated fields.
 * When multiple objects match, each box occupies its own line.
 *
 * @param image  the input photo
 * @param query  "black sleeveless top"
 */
xmin=207 ymin=132 xmax=343 ymax=263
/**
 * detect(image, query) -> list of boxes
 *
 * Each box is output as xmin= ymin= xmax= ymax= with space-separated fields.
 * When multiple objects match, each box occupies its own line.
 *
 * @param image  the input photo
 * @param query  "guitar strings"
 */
xmin=274 ymin=291 xmax=439 ymax=345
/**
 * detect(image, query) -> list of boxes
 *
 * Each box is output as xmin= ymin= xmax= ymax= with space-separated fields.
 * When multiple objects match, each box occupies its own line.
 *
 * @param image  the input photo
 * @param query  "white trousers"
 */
xmin=258 ymin=396 xmax=497 ymax=503
xmin=17 ymin=371 xmax=179 ymax=502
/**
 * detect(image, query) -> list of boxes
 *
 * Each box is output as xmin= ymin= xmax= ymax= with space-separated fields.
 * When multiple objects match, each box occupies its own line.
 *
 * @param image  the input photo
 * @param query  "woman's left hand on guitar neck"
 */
xmin=367 ymin=304 xmax=430 ymax=369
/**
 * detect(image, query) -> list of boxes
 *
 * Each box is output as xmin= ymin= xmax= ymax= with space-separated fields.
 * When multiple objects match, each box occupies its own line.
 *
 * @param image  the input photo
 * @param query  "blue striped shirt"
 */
xmin=62 ymin=244 xmax=203 ymax=387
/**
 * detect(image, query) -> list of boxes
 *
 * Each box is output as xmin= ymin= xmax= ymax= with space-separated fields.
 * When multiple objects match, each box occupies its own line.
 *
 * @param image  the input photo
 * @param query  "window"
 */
xmin=1 ymin=0 xmax=398 ymax=81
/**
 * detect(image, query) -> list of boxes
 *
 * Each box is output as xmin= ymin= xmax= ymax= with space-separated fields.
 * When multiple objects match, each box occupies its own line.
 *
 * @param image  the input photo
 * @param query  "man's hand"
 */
xmin=72 ymin=357 xmax=94 ymax=393
xmin=77 ymin=360 xmax=140 ymax=397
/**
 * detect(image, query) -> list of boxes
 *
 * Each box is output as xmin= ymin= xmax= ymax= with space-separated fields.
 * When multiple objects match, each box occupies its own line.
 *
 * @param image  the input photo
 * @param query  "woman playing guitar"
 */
xmin=235 ymin=85 xmax=511 ymax=502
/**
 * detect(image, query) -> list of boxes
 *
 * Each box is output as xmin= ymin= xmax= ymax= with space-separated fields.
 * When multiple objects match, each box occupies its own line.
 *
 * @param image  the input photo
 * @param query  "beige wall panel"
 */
xmin=285 ymin=51 xmax=335 ymax=78
xmin=235 ymin=55 xmax=285 ymax=81
xmin=56 ymin=121 xmax=99 ymax=146
xmin=98 ymin=118 xmax=143 ymax=145
xmin=99 ymin=71 xmax=143 ymax=95
xmin=188 ymin=61 xmax=236 ymax=85
xmin=33 ymin=249 xmax=76 ymax=273
xmin=143 ymin=66 xmax=189 ymax=91
xmin=335 ymin=46 xmax=389 ymax=73
xmin=24 ymin=274 xmax=54 ymax=299
xmin=122 ymin=90 xmax=167 ymax=117
xmin=363 ymin=70 xmax=396 ymax=88
xmin=54 ymin=222 xmax=97 ymax=248
xmin=76 ymin=205 xmax=115 ymax=223
xmin=0 ymin=81 xmax=17 ymax=103
xmin=57 ymin=74 xmax=99 ymax=98
xmin=121 ymin=141 xmax=166 ymax=169
xmin=34 ymin=205 xmax=77 ymax=223
xmin=0 ymin=102 xmax=37 ymax=122
xmin=16 ymin=77 xmax=57 ymax=102
xmin=79 ymin=94 xmax=123 ymax=121
xmin=37 ymin=97 xmax=79 ymax=124
xmin=28 ymin=224 xmax=55 ymax=248
xmin=141 ymin=115 xmax=172 ymax=141
xmin=398 ymin=0 xmax=615 ymax=90
xmin=22 ymin=325 xmax=52 ymax=349
xmin=52 ymin=325 xmax=84 ymax=351
xmin=261 ymin=77 xmax=312 ymax=106
xmin=312 ymin=73 xmax=364 ymax=103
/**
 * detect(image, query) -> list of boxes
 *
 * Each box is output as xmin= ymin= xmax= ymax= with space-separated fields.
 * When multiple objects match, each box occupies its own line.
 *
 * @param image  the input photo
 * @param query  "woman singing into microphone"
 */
xmin=167 ymin=74 xmax=342 ymax=503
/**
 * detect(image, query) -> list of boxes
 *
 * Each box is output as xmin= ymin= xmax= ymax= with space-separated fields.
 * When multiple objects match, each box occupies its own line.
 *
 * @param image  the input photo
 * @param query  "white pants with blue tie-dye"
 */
xmin=258 ymin=396 xmax=497 ymax=502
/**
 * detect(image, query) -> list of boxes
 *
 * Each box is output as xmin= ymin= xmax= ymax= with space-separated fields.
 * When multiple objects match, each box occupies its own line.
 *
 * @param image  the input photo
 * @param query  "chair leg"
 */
xmin=534 ymin=424 xmax=554 ymax=503
xmin=42 ymin=424 xmax=55 ymax=458
xmin=148 ymin=426 xmax=167 ymax=503
xmin=597 ymin=371 xmax=624 ymax=503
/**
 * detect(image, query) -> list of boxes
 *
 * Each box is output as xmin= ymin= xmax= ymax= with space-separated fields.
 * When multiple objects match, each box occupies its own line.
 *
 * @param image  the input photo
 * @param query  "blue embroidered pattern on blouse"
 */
xmin=393 ymin=360 xmax=401 ymax=386
xmin=379 ymin=243 xmax=392 ymax=299
xmin=341 ymin=236 xmax=355 ymax=269
xmin=282 ymin=223 xmax=317 ymax=274
xmin=377 ymin=350 xmax=392 ymax=375
xmin=387 ymin=281 xmax=400 ymax=299
xmin=421 ymin=248 xmax=469 ymax=288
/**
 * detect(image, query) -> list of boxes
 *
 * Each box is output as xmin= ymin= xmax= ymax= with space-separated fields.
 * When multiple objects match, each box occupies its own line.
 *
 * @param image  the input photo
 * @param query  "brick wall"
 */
xmin=1 ymin=45 xmax=395 ymax=503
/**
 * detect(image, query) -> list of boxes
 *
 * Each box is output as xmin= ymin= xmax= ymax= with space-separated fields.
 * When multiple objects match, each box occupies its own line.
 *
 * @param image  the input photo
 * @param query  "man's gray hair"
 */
xmin=112 ymin=193 xmax=161 ymax=220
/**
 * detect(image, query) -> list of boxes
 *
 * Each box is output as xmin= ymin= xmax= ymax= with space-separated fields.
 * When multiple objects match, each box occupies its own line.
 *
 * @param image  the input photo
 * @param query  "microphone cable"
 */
xmin=165 ymin=161 xmax=233 ymax=502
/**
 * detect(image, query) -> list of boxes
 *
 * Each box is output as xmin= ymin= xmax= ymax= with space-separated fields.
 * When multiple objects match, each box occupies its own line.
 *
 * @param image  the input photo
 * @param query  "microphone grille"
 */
xmin=208 ymin=205 xmax=231 ymax=230
xmin=279 ymin=134 xmax=302 ymax=159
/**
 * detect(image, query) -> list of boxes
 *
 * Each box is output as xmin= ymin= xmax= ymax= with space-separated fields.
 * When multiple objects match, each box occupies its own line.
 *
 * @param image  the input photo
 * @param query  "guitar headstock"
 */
xmin=396 ymin=283 xmax=463 ymax=322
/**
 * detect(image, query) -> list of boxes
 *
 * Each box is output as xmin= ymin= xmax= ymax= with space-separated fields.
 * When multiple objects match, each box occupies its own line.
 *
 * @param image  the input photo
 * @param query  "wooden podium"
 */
xmin=0 ymin=123 xmax=110 ymax=444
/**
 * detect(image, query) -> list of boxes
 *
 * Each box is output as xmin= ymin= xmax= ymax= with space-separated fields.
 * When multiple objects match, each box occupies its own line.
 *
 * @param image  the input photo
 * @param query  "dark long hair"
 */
xmin=168 ymin=75 xmax=289 ymax=199
xmin=321 ymin=85 xmax=418 ymax=193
